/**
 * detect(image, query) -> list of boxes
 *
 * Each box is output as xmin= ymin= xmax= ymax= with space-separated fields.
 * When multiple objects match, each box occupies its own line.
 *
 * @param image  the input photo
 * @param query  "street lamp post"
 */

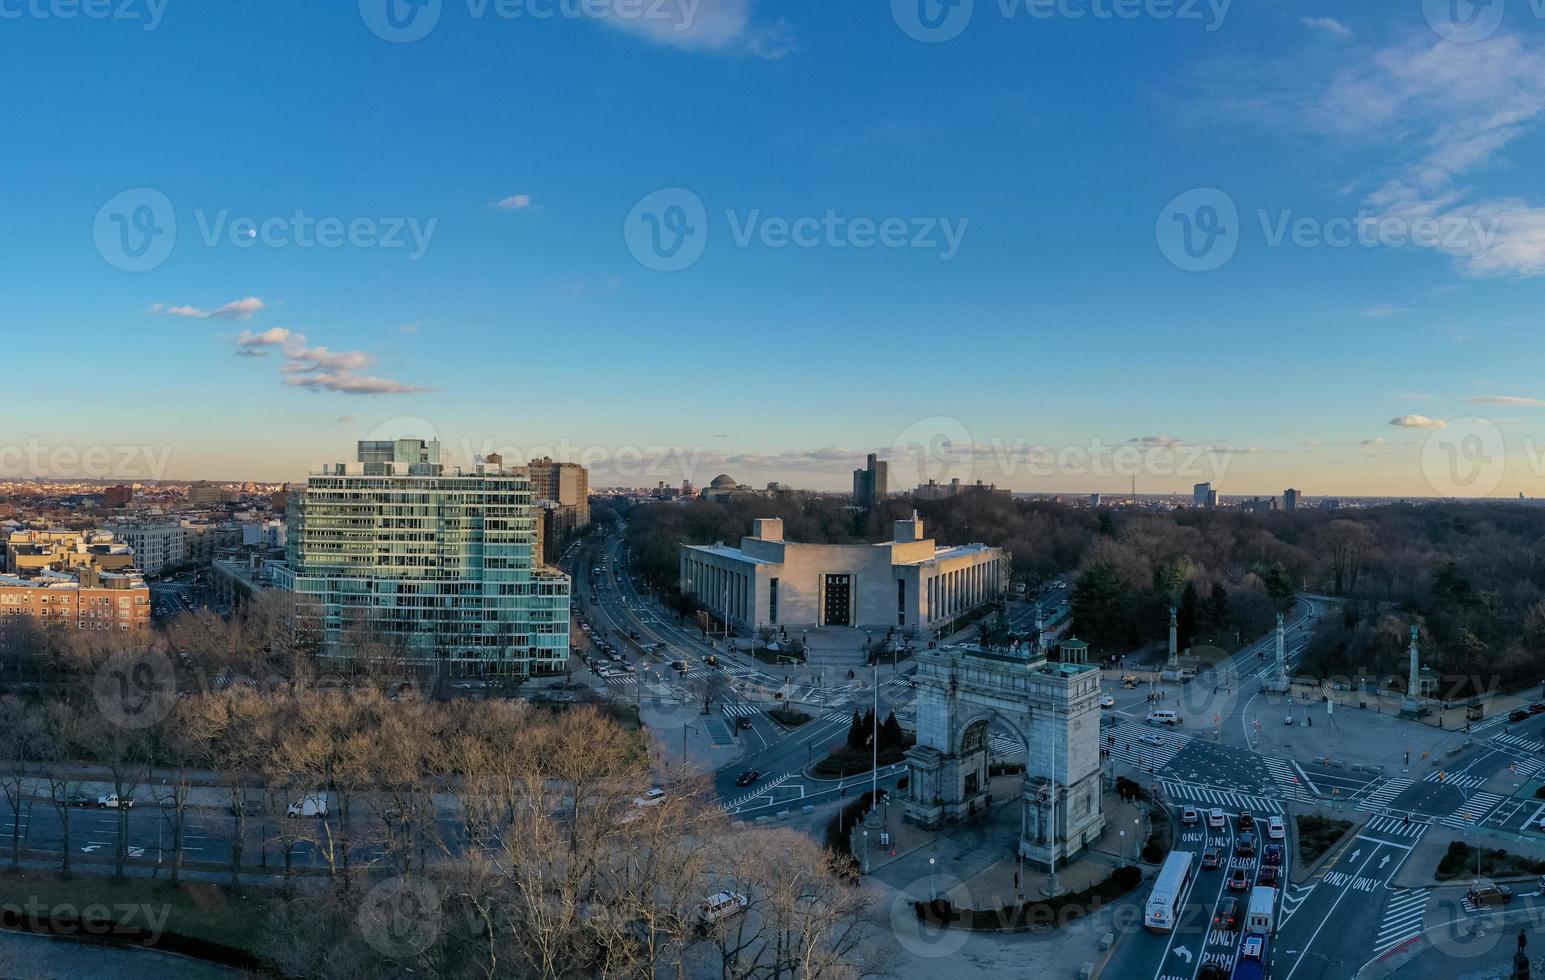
xmin=862 ymin=829 xmax=870 ymax=874
xmin=929 ymin=856 xmax=937 ymax=900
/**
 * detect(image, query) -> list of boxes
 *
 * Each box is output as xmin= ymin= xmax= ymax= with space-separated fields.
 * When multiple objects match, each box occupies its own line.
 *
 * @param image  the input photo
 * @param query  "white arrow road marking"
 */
xmin=1350 ymin=849 xmax=1361 ymax=862
xmin=127 ymin=846 xmax=144 ymax=857
xmin=1174 ymin=946 xmax=1193 ymax=963
xmin=80 ymin=845 xmax=100 ymax=853
xmin=1380 ymin=855 xmax=1390 ymax=869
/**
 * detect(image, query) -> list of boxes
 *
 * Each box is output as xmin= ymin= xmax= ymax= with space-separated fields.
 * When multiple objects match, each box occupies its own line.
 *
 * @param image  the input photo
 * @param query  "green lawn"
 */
xmin=767 ymin=707 xmax=811 ymax=727
xmin=1296 ymin=815 xmax=1353 ymax=866
xmin=0 ymin=869 xmax=269 ymax=954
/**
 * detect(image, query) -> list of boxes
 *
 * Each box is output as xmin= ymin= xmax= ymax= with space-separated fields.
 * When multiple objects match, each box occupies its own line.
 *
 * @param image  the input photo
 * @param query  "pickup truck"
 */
xmin=97 ymin=794 xmax=134 ymax=809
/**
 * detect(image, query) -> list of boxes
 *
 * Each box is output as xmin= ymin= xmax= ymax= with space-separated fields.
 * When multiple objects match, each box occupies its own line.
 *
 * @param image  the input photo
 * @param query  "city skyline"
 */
xmin=10 ymin=2 xmax=1545 ymax=496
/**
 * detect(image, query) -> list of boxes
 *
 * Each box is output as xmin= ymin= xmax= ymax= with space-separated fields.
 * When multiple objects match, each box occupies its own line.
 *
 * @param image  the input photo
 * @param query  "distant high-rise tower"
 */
xmin=1193 ymin=482 xmax=1212 ymax=509
xmin=853 ymin=452 xmax=889 ymax=508
xmin=1283 ymin=488 xmax=1300 ymax=512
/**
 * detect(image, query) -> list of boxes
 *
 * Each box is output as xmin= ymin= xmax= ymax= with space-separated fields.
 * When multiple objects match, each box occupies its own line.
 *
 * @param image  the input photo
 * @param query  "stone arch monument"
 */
xmin=903 ymin=640 xmax=1105 ymax=871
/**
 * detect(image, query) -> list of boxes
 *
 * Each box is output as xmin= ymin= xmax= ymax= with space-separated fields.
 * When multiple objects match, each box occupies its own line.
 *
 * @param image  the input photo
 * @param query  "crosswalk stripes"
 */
xmin=989 ymin=733 xmax=1026 ymax=757
xmin=1262 ymin=757 xmax=1298 ymax=788
xmin=721 ymin=704 xmax=760 ymax=717
xmin=1160 ymin=780 xmax=1284 ymax=815
xmin=1373 ymin=889 xmax=1429 ymax=955
xmin=1424 ymin=772 xmax=1486 ymax=789
xmin=1495 ymin=732 xmax=1544 ymax=753
xmin=1363 ymin=814 xmax=1429 ymax=840
xmin=1105 ymin=720 xmax=1190 ymax=770
xmin=722 ymin=772 xmax=795 ymax=812
xmin=1442 ymin=792 xmax=1506 ymax=829
xmin=1506 ymin=759 xmax=1544 ymax=780
xmin=1355 ymin=777 xmax=1413 ymax=812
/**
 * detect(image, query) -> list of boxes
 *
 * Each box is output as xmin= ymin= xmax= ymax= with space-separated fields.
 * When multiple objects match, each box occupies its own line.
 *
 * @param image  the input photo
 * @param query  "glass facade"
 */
xmin=277 ymin=455 xmax=570 ymax=676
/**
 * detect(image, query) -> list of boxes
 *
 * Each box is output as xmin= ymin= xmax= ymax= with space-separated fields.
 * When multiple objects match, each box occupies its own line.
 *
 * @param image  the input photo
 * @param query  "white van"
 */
xmin=1146 ymin=709 xmax=1179 ymax=726
xmin=286 ymin=794 xmax=330 ymax=818
xmin=697 ymin=892 xmax=748 ymax=925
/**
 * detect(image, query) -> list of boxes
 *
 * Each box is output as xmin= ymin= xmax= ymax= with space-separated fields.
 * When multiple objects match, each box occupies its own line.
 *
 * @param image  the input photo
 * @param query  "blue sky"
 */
xmin=6 ymin=0 xmax=1545 ymax=496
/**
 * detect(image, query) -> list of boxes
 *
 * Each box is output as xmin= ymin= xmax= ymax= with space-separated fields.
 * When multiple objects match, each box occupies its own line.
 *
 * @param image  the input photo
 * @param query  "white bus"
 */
xmin=1144 ymin=851 xmax=1194 ymax=933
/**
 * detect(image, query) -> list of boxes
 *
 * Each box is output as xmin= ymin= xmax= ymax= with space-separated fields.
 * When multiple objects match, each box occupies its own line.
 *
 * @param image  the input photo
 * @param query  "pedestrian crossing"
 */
xmin=1441 ymin=792 xmax=1506 ymax=829
xmin=1373 ymin=889 xmax=1428 ymax=956
xmin=1494 ymin=732 xmax=1543 ymax=753
xmin=1424 ymin=771 xmax=1487 ymax=789
xmin=1105 ymin=721 xmax=1190 ymax=770
xmin=989 ymin=733 xmax=1026 ymax=758
xmin=721 ymin=703 xmax=760 ymax=717
xmin=1262 ymin=757 xmax=1298 ymax=788
xmin=1355 ymin=777 xmax=1413 ymax=812
xmin=722 ymin=772 xmax=796 ymax=812
xmin=1362 ymin=814 xmax=1428 ymax=840
xmin=1160 ymin=780 xmax=1284 ymax=815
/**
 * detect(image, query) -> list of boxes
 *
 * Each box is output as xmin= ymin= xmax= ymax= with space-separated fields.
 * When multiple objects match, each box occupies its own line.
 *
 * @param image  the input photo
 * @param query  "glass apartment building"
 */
xmin=272 ymin=440 xmax=570 ymax=676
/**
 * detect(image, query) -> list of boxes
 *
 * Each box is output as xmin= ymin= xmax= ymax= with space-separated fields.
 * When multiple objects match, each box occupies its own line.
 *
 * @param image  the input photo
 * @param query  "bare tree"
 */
xmin=0 ymin=697 xmax=43 ymax=870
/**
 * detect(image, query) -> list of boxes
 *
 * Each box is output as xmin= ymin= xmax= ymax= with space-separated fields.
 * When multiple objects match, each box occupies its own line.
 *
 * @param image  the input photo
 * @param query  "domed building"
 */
xmin=701 ymin=474 xmax=743 ymax=503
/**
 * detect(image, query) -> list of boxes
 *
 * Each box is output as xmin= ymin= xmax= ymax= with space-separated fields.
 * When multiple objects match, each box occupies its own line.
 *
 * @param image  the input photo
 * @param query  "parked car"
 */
xmin=735 ymin=770 xmax=761 ymax=788
xmin=1511 ymin=709 xmax=1531 ymax=723
xmin=1201 ymin=847 xmax=1221 ymax=870
xmin=697 ymin=892 xmax=749 ymax=927
xmin=1531 ymin=702 xmax=1545 ymax=716
xmin=1267 ymin=815 xmax=1286 ymax=840
xmin=1214 ymin=897 xmax=1239 ymax=929
xmin=1263 ymin=843 xmax=1284 ymax=867
xmin=97 ymin=794 xmax=133 ymax=809
xmin=62 ymin=794 xmax=93 ymax=808
xmin=229 ymin=799 xmax=264 ymax=816
xmin=1180 ymin=806 xmax=1200 ymax=826
xmin=633 ymin=788 xmax=666 ymax=808
xmin=287 ymin=795 xmax=329 ymax=818
xmin=1238 ymin=812 xmax=1255 ymax=832
xmin=1467 ymin=881 xmax=1513 ymax=907
xmin=1228 ymin=868 xmax=1250 ymax=891
xmin=1208 ymin=808 xmax=1227 ymax=830
xmin=1235 ymin=832 xmax=1256 ymax=857
xmin=1258 ymin=865 xmax=1281 ymax=888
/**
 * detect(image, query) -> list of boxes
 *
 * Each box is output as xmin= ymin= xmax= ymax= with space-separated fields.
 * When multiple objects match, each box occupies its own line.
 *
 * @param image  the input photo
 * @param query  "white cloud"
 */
xmin=1361 ymin=436 xmax=1386 ymax=446
xmin=1468 ymin=394 xmax=1545 ymax=407
xmin=231 ymin=328 xmax=429 ymax=396
xmin=163 ymin=296 xmax=267 ymax=321
xmin=1129 ymin=435 xmax=1184 ymax=448
xmin=492 ymin=194 xmax=532 ymax=210
xmin=400 ymin=323 xmax=420 ymax=334
xmin=1193 ymin=34 xmax=1545 ymax=277
xmin=1389 ymin=414 xmax=1447 ymax=429
xmin=590 ymin=0 xmax=794 ymax=59
xmin=1362 ymin=303 xmax=1408 ymax=318
xmin=1300 ymin=17 xmax=1352 ymax=40
xmin=283 ymin=372 xmax=432 ymax=396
